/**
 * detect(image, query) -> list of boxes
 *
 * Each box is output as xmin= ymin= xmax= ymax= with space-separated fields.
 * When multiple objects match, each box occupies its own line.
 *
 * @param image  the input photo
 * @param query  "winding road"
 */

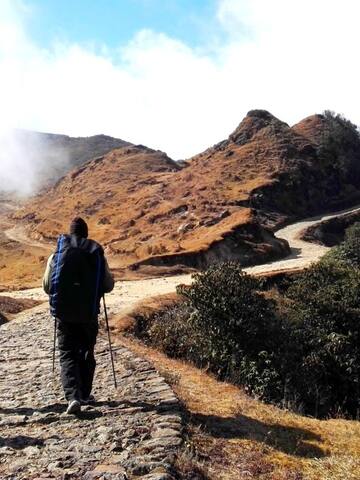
xmin=4 ymin=203 xmax=360 ymax=307
xmin=4 ymin=225 xmax=52 ymax=250
xmin=247 ymin=203 xmax=360 ymax=275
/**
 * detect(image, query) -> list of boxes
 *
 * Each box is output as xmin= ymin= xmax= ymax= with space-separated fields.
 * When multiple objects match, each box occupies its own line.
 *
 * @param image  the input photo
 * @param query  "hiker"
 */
xmin=43 ymin=217 xmax=114 ymax=414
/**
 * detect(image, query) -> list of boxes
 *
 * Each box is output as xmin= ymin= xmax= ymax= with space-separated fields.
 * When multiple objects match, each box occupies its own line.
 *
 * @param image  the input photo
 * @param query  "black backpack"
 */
xmin=49 ymin=234 xmax=105 ymax=323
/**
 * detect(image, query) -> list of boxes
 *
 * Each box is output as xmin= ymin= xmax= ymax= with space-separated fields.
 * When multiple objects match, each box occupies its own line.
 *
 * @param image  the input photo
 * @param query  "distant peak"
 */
xmin=246 ymin=109 xmax=278 ymax=121
xmin=229 ymin=110 xmax=287 ymax=146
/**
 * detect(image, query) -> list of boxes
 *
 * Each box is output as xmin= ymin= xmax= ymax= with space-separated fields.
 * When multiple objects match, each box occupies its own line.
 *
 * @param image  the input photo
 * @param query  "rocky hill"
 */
xmin=13 ymin=110 xmax=360 ymax=272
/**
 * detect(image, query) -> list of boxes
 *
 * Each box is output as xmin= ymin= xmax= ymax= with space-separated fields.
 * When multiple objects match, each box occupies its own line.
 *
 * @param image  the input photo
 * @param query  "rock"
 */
xmin=108 ymin=451 xmax=130 ymax=463
xmin=23 ymin=445 xmax=41 ymax=456
xmin=93 ymin=464 xmax=128 ymax=476
xmin=47 ymin=460 xmax=63 ymax=471
xmin=138 ymin=473 xmax=175 ymax=480
xmin=140 ymin=436 xmax=182 ymax=451
xmin=0 ymin=446 xmax=15 ymax=456
xmin=152 ymin=428 xmax=181 ymax=439
xmin=177 ymin=222 xmax=194 ymax=234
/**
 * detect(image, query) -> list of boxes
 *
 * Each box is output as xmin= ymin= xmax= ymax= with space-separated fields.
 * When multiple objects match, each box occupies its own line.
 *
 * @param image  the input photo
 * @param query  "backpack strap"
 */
xmin=92 ymin=249 xmax=103 ymax=317
xmin=49 ymin=234 xmax=67 ymax=316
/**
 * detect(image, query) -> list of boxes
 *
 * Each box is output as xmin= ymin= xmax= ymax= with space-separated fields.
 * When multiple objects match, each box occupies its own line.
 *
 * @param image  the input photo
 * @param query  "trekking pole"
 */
xmin=102 ymin=295 xmax=117 ymax=389
xmin=52 ymin=318 xmax=57 ymax=374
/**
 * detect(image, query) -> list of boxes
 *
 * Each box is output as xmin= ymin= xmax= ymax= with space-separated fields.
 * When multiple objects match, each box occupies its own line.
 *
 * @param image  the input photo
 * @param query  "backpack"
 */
xmin=49 ymin=234 xmax=105 ymax=323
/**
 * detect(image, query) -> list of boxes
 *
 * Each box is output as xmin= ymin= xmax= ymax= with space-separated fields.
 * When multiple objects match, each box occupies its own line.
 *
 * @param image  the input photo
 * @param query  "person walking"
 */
xmin=43 ymin=217 xmax=114 ymax=414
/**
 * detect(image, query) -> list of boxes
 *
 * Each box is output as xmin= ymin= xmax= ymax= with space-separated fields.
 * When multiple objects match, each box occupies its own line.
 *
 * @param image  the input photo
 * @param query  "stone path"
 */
xmin=0 ymin=305 xmax=182 ymax=480
xmin=3 ymin=204 xmax=360 ymax=479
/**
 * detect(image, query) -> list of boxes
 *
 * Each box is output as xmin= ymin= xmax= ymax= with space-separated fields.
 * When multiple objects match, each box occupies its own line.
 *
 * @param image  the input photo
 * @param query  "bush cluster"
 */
xmin=318 ymin=110 xmax=360 ymax=185
xmin=285 ymin=260 xmax=360 ymax=417
xmin=139 ymin=256 xmax=360 ymax=418
xmin=144 ymin=263 xmax=286 ymax=403
xmin=324 ymin=221 xmax=360 ymax=268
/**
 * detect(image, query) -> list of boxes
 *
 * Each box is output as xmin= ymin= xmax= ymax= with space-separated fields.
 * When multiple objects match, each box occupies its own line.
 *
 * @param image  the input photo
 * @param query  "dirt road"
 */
xmin=4 ymin=225 xmax=52 ymax=250
xmin=4 ymin=204 xmax=360 ymax=308
xmin=248 ymin=203 xmax=360 ymax=274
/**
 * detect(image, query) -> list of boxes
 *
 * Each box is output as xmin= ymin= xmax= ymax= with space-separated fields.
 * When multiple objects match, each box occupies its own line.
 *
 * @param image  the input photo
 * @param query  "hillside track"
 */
xmin=4 ymin=204 xmax=360 ymax=305
xmin=247 ymin=203 xmax=360 ymax=275
xmin=4 ymin=225 xmax=53 ymax=251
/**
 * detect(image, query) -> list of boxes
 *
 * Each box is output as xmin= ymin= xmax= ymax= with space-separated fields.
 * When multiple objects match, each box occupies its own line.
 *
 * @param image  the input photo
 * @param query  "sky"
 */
xmin=0 ymin=0 xmax=360 ymax=161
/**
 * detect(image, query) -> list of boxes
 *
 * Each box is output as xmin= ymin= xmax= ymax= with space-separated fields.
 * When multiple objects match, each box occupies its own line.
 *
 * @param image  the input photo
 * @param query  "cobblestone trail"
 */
xmin=0 ymin=305 xmax=182 ymax=480
xmin=3 ymin=204 xmax=360 ymax=478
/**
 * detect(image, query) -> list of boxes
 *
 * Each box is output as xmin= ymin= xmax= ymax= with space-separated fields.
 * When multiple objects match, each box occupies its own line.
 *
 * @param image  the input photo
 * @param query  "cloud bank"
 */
xmin=0 ymin=0 xmax=359 ymax=194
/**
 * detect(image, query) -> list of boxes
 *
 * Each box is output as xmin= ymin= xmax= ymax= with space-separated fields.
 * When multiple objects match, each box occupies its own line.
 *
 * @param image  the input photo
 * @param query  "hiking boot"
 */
xmin=80 ymin=394 xmax=95 ymax=405
xmin=66 ymin=400 xmax=81 ymax=414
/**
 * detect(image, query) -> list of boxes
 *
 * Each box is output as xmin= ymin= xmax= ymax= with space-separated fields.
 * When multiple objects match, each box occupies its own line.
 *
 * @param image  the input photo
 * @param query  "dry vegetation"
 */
xmin=110 ymin=294 xmax=360 ymax=480
xmin=12 ymin=110 xmax=319 ymax=275
xmin=4 ymin=110 xmax=360 ymax=288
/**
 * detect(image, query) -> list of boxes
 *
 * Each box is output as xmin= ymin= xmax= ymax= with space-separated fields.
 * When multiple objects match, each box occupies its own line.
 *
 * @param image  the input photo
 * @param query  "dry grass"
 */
xmin=111 ymin=297 xmax=360 ymax=480
xmin=0 ymin=232 xmax=50 ymax=290
xmin=12 ymin=112 xmax=309 ymax=276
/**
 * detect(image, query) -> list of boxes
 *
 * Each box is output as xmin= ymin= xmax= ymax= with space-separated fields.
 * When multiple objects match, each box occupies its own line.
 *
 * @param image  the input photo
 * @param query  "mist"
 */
xmin=0 ymin=129 xmax=71 ymax=197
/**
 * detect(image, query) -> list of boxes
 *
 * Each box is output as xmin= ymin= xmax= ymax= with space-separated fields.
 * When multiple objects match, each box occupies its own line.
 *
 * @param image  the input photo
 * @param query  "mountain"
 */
xmin=5 ymin=130 xmax=132 ymax=191
xmin=13 ymin=110 xmax=360 ymax=272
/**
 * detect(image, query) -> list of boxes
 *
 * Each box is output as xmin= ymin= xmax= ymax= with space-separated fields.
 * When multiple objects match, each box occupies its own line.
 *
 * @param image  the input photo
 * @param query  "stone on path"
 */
xmin=0 ymin=306 xmax=182 ymax=479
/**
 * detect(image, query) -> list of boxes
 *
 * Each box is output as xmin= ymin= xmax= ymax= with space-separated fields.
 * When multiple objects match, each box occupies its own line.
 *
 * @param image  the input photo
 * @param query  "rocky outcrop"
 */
xmin=300 ymin=209 xmax=360 ymax=246
xmin=132 ymin=221 xmax=290 ymax=270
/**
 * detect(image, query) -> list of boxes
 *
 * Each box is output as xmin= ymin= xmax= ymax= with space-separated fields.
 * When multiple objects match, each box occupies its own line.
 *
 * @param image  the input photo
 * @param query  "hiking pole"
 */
xmin=52 ymin=318 xmax=57 ymax=374
xmin=102 ymin=295 xmax=117 ymax=389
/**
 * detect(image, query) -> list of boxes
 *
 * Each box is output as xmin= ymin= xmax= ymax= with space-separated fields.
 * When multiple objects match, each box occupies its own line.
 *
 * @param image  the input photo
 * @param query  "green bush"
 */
xmin=344 ymin=221 xmax=360 ymax=241
xmin=323 ymin=221 xmax=360 ymax=268
xmin=285 ymin=260 xmax=360 ymax=417
xmin=177 ymin=263 xmax=284 ymax=401
xmin=134 ymin=259 xmax=360 ymax=418
xmin=147 ymin=302 xmax=204 ymax=362
xmin=318 ymin=110 xmax=360 ymax=184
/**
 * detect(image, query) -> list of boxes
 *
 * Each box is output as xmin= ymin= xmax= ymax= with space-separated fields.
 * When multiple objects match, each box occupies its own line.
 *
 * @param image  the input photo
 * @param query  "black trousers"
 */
xmin=57 ymin=320 xmax=98 ymax=401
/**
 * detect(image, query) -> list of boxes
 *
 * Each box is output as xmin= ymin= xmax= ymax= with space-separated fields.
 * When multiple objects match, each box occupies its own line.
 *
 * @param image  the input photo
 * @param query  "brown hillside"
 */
xmin=12 ymin=109 xmax=360 ymax=275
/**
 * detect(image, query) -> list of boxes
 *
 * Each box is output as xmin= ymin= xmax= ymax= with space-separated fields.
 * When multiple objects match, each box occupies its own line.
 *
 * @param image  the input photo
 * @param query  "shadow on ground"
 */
xmin=190 ymin=412 xmax=325 ymax=458
xmin=0 ymin=398 xmax=180 ymax=422
xmin=0 ymin=435 xmax=45 ymax=450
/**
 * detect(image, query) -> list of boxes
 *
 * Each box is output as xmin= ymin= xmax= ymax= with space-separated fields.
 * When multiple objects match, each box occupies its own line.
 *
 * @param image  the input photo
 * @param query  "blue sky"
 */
xmin=0 ymin=0 xmax=359 ymax=172
xmin=27 ymin=0 xmax=221 ymax=52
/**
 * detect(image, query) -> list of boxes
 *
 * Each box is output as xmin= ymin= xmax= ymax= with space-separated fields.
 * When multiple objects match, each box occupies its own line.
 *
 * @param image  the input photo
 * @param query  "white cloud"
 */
xmin=0 ymin=0 xmax=359 ymax=193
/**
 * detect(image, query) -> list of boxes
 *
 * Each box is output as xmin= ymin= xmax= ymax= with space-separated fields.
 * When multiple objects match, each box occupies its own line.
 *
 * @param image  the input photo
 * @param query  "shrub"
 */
xmin=344 ymin=221 xmax=360 ymax=241
xmin=147 ymin=302 xmax=203 ymax=363
xmin=323 ymin=221 xmax=360 ymax=268
xmin=177 ymin=262 xmax=285 ymax=401
xmin=133 ymin=259 xmax=360 ymax=418
xmin=318 ymin=110 xmax=360 ymax=184
xmin=285 ymin=260 xmax=360 ymax=417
